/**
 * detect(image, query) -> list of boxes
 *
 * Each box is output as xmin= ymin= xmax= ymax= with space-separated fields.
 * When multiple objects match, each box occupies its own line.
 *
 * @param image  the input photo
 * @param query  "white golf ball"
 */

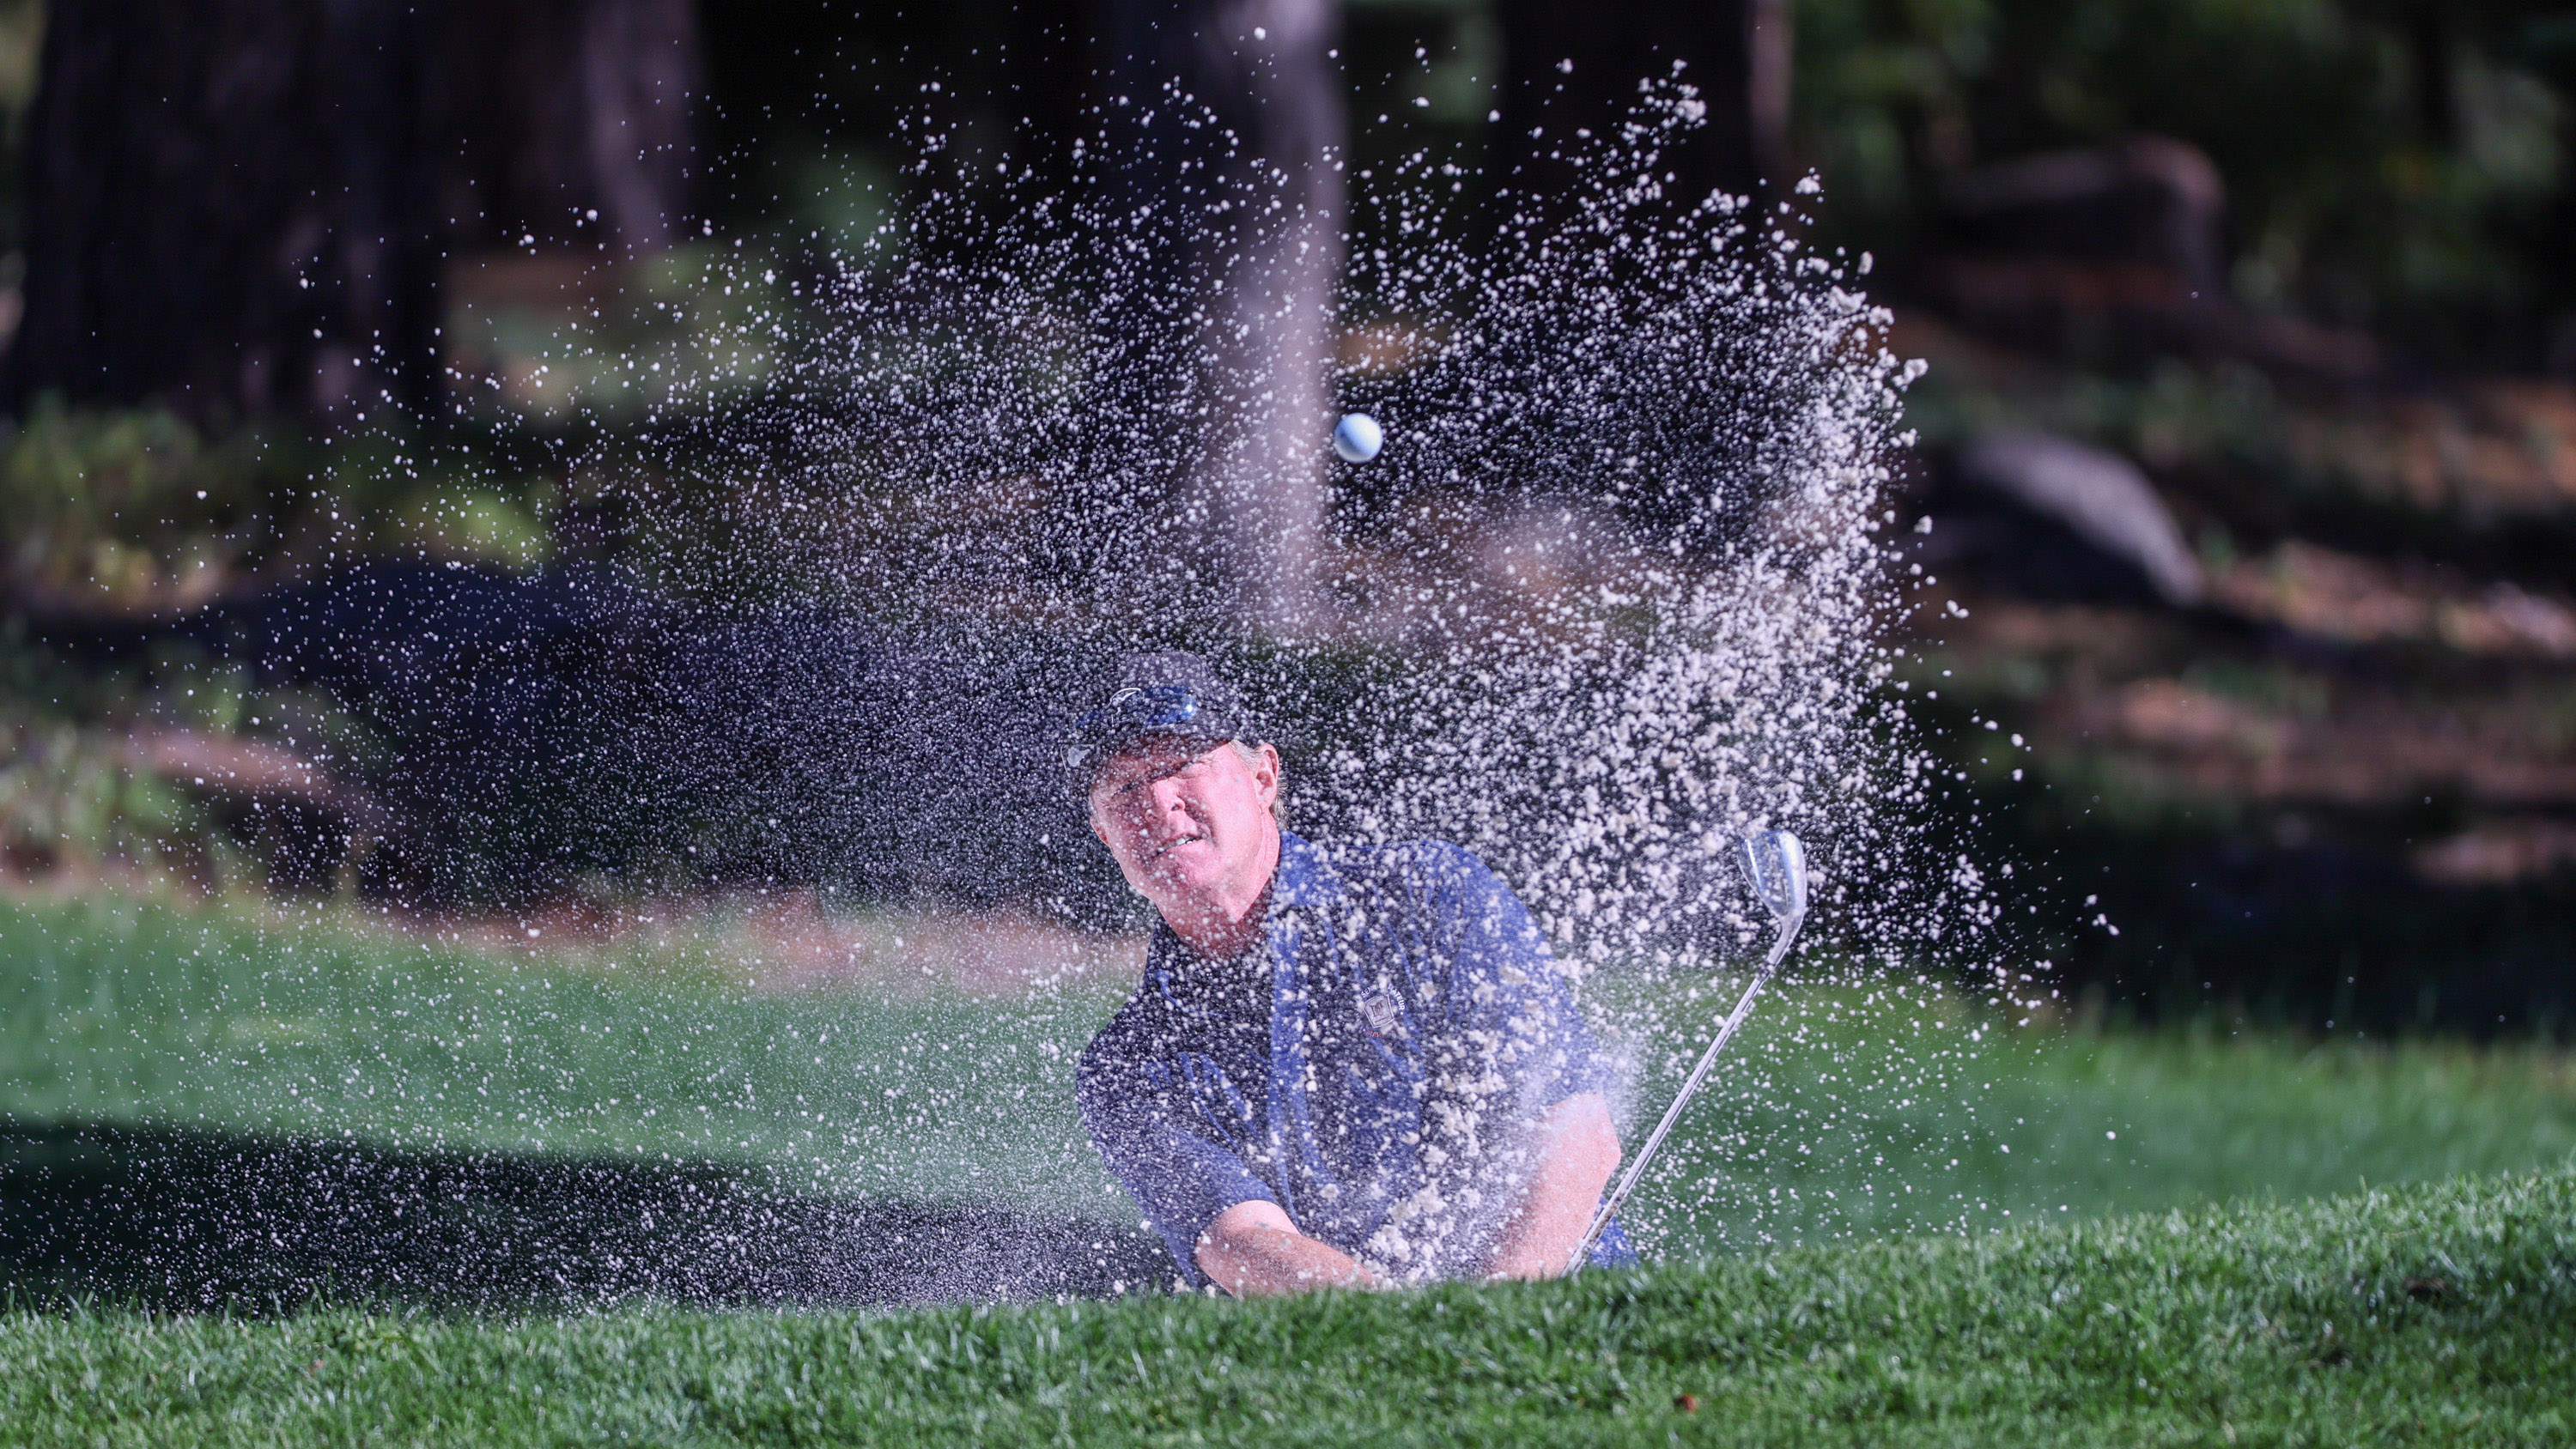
xmin=1332 ymin=412 xmax=1382 ymax=464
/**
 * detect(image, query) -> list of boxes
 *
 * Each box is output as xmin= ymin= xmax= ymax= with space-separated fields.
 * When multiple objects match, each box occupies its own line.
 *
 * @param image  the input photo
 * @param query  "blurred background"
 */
xmin=2 ymin=0 xmax=2575 ymax=1307
xmin=7 ymin=0 xmax=2572 ymax=1028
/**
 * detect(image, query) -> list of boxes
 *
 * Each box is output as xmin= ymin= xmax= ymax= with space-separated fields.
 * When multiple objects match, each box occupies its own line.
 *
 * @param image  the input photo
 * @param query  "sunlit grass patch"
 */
xmin=0 ymin=893 xmax=1134 ymax=1214
xmin=3 ymin=891 xmax=2573 ymax=1251
xmin=1597 ymin=971 xmax=2576 ymax=1255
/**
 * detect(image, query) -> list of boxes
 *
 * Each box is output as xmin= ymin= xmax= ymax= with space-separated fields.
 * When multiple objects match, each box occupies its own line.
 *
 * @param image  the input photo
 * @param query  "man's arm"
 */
xmin=1195 ymin=1200 xmax=1384 ymax=1297
xmin=1475 ymin=1092 xmax=1621 ymax=1281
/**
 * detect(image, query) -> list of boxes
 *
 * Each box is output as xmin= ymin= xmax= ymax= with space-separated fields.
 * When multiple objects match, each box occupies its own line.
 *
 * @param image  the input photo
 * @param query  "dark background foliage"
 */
xmin=1 ymin=0 xmax=2573 ymax=1032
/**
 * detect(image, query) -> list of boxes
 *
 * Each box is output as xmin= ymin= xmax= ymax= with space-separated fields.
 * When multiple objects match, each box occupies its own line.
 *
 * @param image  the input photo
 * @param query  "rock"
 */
xmin=1940 ymin=136 xmax=2226 ymax=288
xmin=1947 ymin=430 xmax=2204 ymax=606
xmin=1924 ymin=136 xmax=2381 ymax=382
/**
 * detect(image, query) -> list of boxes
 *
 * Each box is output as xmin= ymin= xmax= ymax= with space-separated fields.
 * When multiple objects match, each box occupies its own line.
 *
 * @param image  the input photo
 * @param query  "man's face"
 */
xmin=1088 ymin=737 xmax=1280 ymax=915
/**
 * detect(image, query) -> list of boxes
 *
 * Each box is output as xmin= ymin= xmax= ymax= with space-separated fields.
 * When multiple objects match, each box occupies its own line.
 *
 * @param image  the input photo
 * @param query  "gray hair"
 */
xmin=1231 ymin=739 xmax=1289 ymax=827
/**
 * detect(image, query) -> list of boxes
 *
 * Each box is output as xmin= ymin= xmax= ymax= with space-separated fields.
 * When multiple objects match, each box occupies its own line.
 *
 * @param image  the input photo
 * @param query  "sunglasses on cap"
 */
xmin=1063 ymin=685 xmax=1206 ymax=773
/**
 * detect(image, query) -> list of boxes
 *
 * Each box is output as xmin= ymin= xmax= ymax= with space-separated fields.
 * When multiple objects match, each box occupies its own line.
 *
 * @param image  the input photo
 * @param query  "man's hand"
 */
xmin=1478 ymin=1092 xmax=1621 ymax=1281
xmin=1195 ymin=1200 xmax=1383 ymax=1297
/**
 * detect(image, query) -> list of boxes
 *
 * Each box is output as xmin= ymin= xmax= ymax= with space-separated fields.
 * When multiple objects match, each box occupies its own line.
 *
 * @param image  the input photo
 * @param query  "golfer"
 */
xmin=1070 ymin=652 xmax=1632 ymax=1295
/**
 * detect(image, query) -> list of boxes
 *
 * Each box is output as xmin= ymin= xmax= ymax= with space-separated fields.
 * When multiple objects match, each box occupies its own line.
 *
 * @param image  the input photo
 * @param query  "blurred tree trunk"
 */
xmin=1094 ymin=0 xmax=1344 ymax=634
xmin=447 ymin=0 xmax=698 ymax=254
xmin=6 ymin=0 xmax=439 ymax=421
xmin=1493 ymin=0 xmax=1787 ymax=215
xmin=3 ymin=0 xmax=697 ymax=426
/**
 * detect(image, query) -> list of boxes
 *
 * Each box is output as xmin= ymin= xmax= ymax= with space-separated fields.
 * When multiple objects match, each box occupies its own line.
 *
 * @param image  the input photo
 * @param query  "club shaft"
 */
xmin=1566 ymin=910 xmax=1804 ymax=1275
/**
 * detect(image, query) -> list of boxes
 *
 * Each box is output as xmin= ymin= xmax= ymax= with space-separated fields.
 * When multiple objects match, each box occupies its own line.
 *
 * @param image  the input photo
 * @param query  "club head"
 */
xmin=1737 ymin=829 xmax=1807 ymax=923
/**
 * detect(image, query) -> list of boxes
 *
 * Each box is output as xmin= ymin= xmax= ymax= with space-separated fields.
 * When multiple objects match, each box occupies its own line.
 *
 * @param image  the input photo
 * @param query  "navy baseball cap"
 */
xmin=1063 ymin=651 xmax=1264 ymax=789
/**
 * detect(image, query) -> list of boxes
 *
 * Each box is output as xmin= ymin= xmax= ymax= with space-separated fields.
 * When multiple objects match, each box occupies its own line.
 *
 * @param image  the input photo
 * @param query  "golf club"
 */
xmin=1567 ymin=828 xmax=1809 ymax=1274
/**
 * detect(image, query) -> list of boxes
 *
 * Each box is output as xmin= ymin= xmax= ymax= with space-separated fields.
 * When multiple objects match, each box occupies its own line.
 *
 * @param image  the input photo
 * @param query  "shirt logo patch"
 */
xmin=1359 ymin=988 xmax=1400 ymax=1036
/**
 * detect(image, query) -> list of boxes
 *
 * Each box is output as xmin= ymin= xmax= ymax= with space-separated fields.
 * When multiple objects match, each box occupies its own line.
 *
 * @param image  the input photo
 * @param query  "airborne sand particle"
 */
xmin=129 ymin=79 xmax=2020 ymax=1289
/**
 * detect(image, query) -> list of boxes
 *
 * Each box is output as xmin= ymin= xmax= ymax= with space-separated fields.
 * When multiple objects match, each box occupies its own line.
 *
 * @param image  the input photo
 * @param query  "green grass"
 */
xmin=6 ymin=892 xmax=2573 ymax=1441
xmin=0 ymin=894 xmax=1129 ymax=1216
xmin=1617 ymin=982 xmax=2576 ymax=1253
xmin=5 ymin=1165 xmax=2572 ymax=1445
xmin=4 ymin=892 xmax=2576 ymax=1257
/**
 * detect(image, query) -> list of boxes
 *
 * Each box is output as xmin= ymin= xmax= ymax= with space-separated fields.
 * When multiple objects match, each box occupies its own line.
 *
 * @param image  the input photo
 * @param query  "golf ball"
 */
xmin=1333 ymin=412 xmax=1383 ymax=464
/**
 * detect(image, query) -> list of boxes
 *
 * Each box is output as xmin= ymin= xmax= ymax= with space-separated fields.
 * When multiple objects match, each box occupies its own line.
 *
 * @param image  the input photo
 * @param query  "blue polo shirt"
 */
xmin=1077 ymin=830 xmax=1634 ymax=1287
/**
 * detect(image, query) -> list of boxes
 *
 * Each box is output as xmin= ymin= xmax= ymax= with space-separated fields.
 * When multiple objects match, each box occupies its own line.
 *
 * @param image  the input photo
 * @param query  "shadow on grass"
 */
xmin=0 ymin=1122 xmax=1173 ymax=1313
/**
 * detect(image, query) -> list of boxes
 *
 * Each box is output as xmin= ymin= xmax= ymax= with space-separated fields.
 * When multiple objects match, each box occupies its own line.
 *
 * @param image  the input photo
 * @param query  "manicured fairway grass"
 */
xmin=7 ymin=1165 xmax=2573 ymax=1446
xmin=1615 ymin=983 xmax=2576 ymax=1252
xmin=4 ymin=892 xmax=2576 ymax=1258
xmin=0 ymin=894 xmax=1130 ymax=1216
